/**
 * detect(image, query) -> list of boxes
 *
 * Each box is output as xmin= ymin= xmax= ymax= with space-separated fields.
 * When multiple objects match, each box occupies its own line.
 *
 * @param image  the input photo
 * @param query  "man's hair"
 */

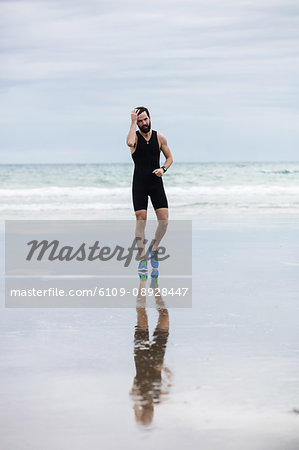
xmin=136 ymin=106 xmax=150 ymax=118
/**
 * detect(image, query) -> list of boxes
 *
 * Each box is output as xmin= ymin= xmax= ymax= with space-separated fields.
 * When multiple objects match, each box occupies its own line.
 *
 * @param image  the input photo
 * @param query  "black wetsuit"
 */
xmin=131 ymin=130 xmax=168 ymax=211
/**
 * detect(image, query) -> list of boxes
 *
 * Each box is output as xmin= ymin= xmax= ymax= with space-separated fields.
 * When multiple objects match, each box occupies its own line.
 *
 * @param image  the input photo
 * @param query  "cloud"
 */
xmin=0 ymin=0 xmax=298 ymax=162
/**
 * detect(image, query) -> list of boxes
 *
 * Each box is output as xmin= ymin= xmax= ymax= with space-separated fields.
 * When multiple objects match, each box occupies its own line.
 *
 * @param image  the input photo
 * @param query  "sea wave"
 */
xmin=1 ymin=184 xmax=299 ymax=196
xmin=0 ymin=184 xmax=298 ymax=213
xmin=260 ymin=169 xmax=299 ymax=175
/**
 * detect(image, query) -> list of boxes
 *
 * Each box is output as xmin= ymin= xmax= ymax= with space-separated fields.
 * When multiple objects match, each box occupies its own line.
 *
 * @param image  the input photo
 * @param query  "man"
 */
xmin=126 ymin=107 xmax=173 ymax=269
xmin=127 ymin=107 xmax=173 ymax=221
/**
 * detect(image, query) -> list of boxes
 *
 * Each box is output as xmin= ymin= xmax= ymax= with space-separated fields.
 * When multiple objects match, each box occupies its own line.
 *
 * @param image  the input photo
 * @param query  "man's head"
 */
xmin=136 ymin=106 xmax=151 ymax=133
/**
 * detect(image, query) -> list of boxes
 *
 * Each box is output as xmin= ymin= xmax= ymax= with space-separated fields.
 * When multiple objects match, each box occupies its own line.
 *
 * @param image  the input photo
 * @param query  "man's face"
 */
xmin=137 ymin=111 xmax=151 ymax=133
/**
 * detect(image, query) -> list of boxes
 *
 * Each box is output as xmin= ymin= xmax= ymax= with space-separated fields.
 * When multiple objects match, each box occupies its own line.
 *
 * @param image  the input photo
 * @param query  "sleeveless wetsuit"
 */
xmin=131 ymin=130 xmax=168 ymax=211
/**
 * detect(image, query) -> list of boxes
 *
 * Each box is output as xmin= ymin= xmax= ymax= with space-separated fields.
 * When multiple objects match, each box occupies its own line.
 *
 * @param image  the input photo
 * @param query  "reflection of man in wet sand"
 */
xmin=130 ymin=276 xmax=171 ymax=426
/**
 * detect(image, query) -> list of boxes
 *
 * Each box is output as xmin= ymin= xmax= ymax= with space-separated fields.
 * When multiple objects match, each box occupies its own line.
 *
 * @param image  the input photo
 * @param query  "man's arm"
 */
xmin=153 ymin=133 xmax=174 ymax=177
xmin=126 ymin=109 xmax=139 ymax=150
xmin=159 ymin=133 xmax=173 ymax=170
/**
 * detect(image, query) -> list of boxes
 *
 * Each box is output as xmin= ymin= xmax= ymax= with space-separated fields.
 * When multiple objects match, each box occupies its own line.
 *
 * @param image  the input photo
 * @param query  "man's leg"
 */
xmin=149 ymin=182 xmax=169 ymax=252
xmin=135 ymin=209 xmax=147 ymax=261
xmin=152 ymin=207 xmax=168 ymax=252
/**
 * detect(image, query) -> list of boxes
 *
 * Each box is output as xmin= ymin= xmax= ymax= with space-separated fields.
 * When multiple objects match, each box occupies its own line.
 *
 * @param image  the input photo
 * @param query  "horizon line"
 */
xmin=0 ymin=160 xmax=299 ymax=166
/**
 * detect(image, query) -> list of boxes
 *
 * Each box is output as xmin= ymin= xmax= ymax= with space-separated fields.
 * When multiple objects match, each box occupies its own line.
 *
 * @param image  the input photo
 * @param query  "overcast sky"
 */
xmin=1 ymin=0 xmax=299 ymax=163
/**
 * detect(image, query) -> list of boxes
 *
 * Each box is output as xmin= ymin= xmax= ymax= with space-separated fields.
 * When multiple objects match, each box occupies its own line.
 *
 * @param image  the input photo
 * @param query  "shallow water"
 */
xmin=1 ymin=162 xmax=299 ymax=215
xmin=1 ymin=215 xmax=299 ymax=449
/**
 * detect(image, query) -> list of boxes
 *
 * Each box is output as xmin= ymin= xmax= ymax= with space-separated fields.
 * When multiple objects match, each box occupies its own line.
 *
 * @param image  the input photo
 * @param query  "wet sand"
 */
xmin=0 ymin=213 xmax=299 ymax=450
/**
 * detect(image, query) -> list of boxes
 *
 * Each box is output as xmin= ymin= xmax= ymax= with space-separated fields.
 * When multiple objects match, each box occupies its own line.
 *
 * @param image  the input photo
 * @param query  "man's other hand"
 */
xmin=152 ymin=168 xmax=164 ymax=177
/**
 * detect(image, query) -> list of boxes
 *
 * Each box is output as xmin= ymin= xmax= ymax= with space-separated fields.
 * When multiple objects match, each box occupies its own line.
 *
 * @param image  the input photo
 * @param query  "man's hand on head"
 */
xmin=152 ymin=168 xmax=164 ymax=177
xmin=131 ymin=108 xmax=139 ymax=124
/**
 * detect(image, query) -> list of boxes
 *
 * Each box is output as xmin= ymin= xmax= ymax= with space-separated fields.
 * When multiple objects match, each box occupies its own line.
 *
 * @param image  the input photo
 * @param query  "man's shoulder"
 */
xmin=156 ymin=131 xmax=167 ymax=143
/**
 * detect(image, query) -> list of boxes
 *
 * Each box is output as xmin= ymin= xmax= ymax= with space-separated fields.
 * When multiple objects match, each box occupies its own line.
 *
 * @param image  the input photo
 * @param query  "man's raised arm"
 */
xmin=126 ymin=108 xmax=139 ymax=148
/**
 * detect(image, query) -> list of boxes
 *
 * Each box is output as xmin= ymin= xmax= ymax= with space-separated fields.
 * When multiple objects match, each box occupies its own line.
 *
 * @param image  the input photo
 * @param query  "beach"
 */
xmin=0 ymin=163 xmax=299 ymax=449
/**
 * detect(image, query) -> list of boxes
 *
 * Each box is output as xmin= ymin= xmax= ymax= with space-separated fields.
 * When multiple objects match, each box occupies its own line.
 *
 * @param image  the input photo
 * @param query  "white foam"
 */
xmin=0 ymin=183 xmax=299 ymax=213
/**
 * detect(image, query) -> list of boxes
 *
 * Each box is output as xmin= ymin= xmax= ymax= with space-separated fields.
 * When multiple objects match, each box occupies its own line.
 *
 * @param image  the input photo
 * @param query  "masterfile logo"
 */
xmin=5 ymin=220 xmax=192 ymax=308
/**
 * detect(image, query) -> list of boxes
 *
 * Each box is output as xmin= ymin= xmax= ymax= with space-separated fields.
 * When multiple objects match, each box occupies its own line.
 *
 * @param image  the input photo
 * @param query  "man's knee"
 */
xmin=135 ymin=210 xmax=147 ymax=221
xmin=156 ymin=208 xmax=168 ymax=223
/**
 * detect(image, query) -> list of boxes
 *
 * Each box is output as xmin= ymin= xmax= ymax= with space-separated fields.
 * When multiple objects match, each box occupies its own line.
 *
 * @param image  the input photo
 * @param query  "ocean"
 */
xmin=1 ymin=162 xmax=299 ymax=449
xmin=0 ymin=162 xmax=299 ymax=216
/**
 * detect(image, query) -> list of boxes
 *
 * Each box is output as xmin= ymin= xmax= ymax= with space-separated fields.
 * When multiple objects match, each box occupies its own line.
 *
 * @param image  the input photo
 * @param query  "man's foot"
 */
xmin=149 ymin=245 xmax=159 ymax=268
xmin=139 ymin=272 xmax=148 ymax=280
xmin=138 ymin=260 xmax=148 ymax=271
xmin=150 ymin=269 xmax=159 ymax=288
xmin=151 ymin=269 xmax=159 ymax=279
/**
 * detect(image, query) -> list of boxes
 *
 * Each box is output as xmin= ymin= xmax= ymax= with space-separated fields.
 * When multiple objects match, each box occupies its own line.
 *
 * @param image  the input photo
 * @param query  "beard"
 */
xmin=139 ymin=121 xmax=151 ymax=133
